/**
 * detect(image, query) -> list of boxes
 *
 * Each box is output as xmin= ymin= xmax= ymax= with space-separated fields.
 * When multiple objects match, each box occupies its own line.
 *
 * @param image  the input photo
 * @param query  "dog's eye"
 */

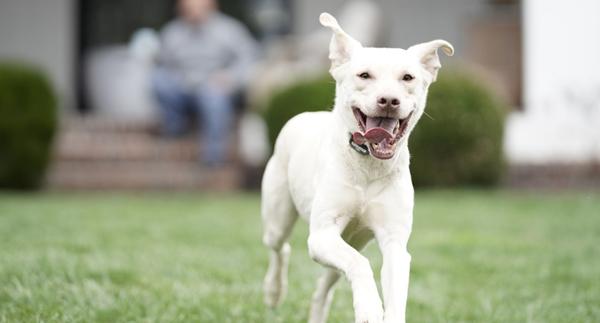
xmin=358 ymin=72 xmax=371 ymax=80
xmin=402 ymin=74 xmax=414 ymax=81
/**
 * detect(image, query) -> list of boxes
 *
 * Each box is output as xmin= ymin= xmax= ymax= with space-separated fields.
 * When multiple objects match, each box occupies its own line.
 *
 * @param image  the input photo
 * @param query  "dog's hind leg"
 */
xmin=261 ymin=157 xmax=298 ymax=308
xmin=308 ymin=269 xmax=340 ymax=323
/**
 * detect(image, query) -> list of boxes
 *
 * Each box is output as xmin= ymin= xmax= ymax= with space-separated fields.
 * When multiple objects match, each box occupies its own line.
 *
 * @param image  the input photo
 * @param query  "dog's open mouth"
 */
xmin=351 ymin=107 xmax=413 ymax=160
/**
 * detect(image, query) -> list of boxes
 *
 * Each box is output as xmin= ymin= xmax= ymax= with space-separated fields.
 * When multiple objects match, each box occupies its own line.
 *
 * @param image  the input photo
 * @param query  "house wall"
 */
xmin=505 ymin=0 xmax=600 ymax=163
xmin=293 ymin=0 xmax=488 ymax=54
xmin=0 ymin=0 xmax=491 ymax=111
xmin=0 ymin=0 xmax=76 ymax=110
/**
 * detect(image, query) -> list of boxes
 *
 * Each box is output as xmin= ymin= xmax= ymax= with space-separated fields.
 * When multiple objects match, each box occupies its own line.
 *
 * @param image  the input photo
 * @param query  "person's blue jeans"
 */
xmin=152 ymin=69 xmax=234 ymax=165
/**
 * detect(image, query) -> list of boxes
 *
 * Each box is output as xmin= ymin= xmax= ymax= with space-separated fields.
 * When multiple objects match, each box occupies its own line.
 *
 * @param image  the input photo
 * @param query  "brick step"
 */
xmin=54 ymin=119 xmax=237 ymax=162
xmin=506 ymin=164 xmax=600 ymax=189
xmin=60 ymin=116 xmax=159 ymax=133
xmin=54 ymin=131 xmax=199 ymax=162
xmin=48 ymin=116 xmax=244 ymax=190
xmin=47 ymin=160 xmax=241 ymax=190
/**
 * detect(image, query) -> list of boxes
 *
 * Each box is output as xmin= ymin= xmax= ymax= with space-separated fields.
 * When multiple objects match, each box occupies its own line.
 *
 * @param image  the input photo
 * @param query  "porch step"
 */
xmin=506 ymin=163 xmax=600 ymax=189
xmin=47 ymin=161 xmax=240 ymax=190
xmin=47 ymin=116 xmax=242 ymax=190
xmin=59 ymin=117 xmax=158 ymax=133
xmin=56 ymin=131 xmax=198 ymax=162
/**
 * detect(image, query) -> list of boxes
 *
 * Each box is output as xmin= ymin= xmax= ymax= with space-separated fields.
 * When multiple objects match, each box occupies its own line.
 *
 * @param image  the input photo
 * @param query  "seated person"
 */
xmin=153 ymin=0 xmax=258 ymax=166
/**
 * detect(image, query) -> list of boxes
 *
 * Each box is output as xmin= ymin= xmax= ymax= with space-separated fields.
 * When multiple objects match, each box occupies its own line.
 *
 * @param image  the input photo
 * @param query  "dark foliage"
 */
xmin=263 ymin=75 xmax=335 ymax=148
xmin=410 ymin=69 xmax=506 ymax=187
xmin=0 ymin=62 xmax=57 ymax=189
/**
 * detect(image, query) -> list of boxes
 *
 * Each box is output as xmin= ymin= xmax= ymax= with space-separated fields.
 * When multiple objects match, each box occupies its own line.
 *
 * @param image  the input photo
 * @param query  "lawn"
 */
xmin=0 ymin=190 xmax=599 ymax=323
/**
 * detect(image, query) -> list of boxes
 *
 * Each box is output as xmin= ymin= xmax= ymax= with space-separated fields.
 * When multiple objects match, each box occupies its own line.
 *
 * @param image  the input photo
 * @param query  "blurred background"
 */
xmin=1 ymin=0 xmax=598 ymax=191
xmin=1 ymin=1 xmax=600 ymax=322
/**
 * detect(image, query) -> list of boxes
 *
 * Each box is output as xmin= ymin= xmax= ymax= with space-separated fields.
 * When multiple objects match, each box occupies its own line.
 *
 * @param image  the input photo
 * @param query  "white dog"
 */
xmin=261 ymin=12 xmax=453 ymax=323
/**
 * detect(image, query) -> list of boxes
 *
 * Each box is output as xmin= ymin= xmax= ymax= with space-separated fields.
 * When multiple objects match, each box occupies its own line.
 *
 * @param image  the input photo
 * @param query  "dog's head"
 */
xmin=320 ymin=13 xmax=453 ymax=160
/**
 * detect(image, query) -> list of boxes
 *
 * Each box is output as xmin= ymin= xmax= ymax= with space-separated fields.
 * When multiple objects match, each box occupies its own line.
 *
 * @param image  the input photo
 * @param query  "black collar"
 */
xmin=349 ymin=133 xmax=370 ymax=156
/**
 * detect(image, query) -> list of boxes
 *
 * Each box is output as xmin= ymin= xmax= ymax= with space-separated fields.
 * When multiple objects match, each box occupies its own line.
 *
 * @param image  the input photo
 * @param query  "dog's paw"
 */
xmin=384 ymin=316 xmax=406 ymax=323
xmin=263 ymin=279 xmax=286 ymax=308
xmin=354 ymin=299 xmax=384 ymax=323
xmin=263 ymin=244 xmax=291 ymax=308
xmin=354 ymin=314 xmax=384 ymax=323
xmin=263 ymin=266 xmax=288 ymax=307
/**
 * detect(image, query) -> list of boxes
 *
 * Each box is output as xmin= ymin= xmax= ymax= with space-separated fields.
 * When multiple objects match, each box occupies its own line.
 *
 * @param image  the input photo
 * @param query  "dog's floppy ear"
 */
xmin=408 ymin=40 xmax=454 ymax=83
xmin=319 ymin=12 xmax=362 ymax=72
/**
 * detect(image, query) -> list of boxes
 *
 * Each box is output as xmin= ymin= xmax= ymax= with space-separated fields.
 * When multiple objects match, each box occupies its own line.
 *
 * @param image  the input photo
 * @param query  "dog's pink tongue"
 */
xmin=363 ymin=117 xmax=396 ymax=143
xmin=352 ymin=117 xmax=398 ymax=146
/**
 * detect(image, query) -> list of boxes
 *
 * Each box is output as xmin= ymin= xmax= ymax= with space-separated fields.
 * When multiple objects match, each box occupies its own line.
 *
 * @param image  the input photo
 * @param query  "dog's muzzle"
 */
xmin=351 ymin=107 xmax=413 ymax=159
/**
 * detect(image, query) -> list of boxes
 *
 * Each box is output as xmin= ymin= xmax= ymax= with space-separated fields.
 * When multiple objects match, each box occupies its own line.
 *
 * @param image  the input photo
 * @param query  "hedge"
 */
xmin=0 ymin=62 xmax=58 ymax=189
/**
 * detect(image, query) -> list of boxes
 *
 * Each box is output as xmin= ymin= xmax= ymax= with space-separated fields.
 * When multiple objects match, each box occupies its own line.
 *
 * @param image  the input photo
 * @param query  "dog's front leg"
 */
xmin=370 ymin=186 xmax=414 ymax=323
xmin=378 ymin=236 xmax=411 ymax=323
xmin=308 ymin=216 xmax=383 ymax=323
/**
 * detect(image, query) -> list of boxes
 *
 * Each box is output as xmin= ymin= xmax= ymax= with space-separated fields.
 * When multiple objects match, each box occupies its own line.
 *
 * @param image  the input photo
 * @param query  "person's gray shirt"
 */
xmin=157 ymin=13 xmax=258 ymax=92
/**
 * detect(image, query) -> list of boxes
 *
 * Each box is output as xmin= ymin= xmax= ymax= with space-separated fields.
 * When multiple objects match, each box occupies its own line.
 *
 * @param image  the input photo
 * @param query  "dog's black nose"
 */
xmin=377 ymin=96 xmax=400 ymax=109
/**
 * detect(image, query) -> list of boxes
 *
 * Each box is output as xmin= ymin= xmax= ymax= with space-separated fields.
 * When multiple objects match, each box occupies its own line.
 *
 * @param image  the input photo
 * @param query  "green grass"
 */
xmin=0 ymin=190 xmax=599 ymax=322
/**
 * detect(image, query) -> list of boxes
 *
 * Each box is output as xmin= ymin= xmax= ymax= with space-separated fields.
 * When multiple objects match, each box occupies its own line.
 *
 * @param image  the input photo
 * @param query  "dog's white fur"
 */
xmin=261 ymin=13 xmax=453 ymax=323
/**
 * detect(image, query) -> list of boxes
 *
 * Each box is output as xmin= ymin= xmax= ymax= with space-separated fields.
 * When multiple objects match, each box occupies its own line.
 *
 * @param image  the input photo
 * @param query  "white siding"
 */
xmin=505 ymin=0 xmax=600 ymax=163
xmin=0 ymin=0 xmax=75 ymax=110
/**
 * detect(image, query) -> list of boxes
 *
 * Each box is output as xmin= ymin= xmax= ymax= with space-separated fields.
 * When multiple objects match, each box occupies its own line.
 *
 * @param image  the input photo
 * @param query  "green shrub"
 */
xmin=0 ymin=62 xmax=58 ymax=189
xmin=410 ymin=68 xmax=506 ymax=187
xmin=263 ymin=75 xmax=335 ymax=147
